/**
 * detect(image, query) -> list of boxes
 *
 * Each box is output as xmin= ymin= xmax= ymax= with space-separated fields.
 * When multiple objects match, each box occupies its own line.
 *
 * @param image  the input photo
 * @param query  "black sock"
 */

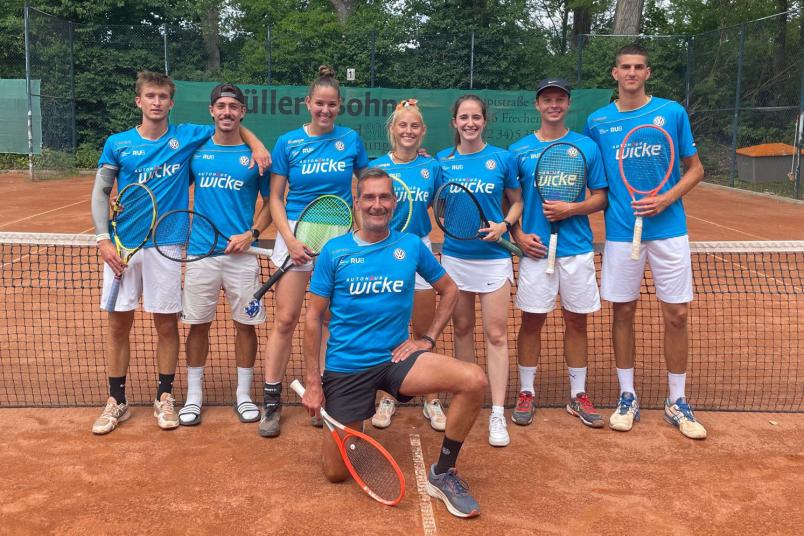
xmin=264 ymin=381 xmax=282 ymax=415
xmin=434 ymin=436 xmax=463 ymax=475
xmin=156 ymin=374 xmax=175 ymax=400
xmin=109 ymin=376 xmax=126 ymax=405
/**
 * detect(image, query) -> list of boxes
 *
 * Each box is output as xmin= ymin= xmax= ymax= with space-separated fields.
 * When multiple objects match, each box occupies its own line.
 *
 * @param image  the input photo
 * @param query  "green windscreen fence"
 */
xmin=171 ymin=82 xmax=612 ymax=157
xmin=0 ymin=79 xmax=42 ymax=155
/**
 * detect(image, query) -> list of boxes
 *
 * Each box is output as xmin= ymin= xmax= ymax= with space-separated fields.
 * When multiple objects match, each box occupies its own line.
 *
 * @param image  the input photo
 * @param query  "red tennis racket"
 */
xmin=290 ymin=379 xmax=405 ymax=506
xmin=617 ymin=124 xmax=675 ymax=260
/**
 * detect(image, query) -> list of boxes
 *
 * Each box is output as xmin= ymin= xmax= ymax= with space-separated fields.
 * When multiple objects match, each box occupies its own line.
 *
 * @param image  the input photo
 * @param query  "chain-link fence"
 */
xmin=2 ymin=7 xmax=802 ymax=197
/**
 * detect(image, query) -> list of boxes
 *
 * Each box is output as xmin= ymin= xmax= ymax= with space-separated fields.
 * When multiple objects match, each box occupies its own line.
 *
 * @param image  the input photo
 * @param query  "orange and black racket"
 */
xmin=290 ymin=379 xmax=405 ymax=506
xmin=618 ymin=124 xmax=675 ymax=260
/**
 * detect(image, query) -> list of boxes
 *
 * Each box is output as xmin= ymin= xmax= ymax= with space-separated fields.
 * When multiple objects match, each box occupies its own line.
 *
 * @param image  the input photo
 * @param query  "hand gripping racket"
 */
xmin=390 ymin=176 xmax=413 ymax=232
xmin=153 ymin=209 xmax=271 ymax=262
xmin=535 ymin=142 xmax=588 ymax=274
xmin=104 ymin=182 xmax=157 ymax=312
xmin=244 ymin=194 xmax=353 ymax=318
xmin=618 ymin=124 xmax=675 ymax=260
xmin=290 ymin=379 xmax=405 ymax=506
xmin=432 ymin=181 xmax=524 ymax=257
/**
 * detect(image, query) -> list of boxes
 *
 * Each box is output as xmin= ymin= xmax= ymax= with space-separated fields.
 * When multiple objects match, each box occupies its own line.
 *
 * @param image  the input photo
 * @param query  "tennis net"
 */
xmin=1 ymin=233 xmax=802 ymax=411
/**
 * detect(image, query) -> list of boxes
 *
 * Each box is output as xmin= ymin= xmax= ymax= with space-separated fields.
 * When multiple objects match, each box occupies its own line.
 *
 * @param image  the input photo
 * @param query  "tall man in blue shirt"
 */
xmin=300 ymin=168 xmax=487 ymax=518
xmin=90 ymin=71 xmax=270 ymax=435
xmin=585 ymin=43 xmax=707 ymax=439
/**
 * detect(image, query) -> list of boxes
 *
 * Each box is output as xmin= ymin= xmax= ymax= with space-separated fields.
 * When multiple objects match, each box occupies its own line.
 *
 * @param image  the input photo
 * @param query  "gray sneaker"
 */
xmin=259 ymin=406 xmax=281 ymax=437
xmin=426 ymin=464 xmax=480 ymax=518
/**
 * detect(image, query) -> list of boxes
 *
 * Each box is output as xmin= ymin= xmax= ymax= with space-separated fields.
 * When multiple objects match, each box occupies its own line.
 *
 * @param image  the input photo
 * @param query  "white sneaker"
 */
xmin=371 ymin=397 xmax=396 ymax=429
xmin=488 ymin=413 xmax=510 ymax=447
xmin=422 ymin=399 xmax=447 ymax=431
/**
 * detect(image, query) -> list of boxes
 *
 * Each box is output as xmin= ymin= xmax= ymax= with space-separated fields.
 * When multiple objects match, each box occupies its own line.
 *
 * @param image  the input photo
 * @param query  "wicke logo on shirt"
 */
xmin=196 ymin=172 xmax=244 ymax=191
xmin=347 ymin=275 xmax=405 ymax=296
xmin=300 ymin=158 xmax=347 ymax=175
xmin=136 ymin=162 xmax=181 ymax=183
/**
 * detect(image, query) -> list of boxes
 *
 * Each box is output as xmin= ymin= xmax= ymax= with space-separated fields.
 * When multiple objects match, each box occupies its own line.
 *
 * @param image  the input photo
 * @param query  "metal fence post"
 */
xmin=576 ymin=34 xmax=585 ymax=86
xmin=68 ymin=20 xmax=76 ymax=153
xmin=729 ymin=25 xmax=746 ymax=188
xmin=469 ymin=32 xmax=475 ymax=89
xmin=684 ymin=35 xmax=693 ymax=109
xmin=370 ymin=29 xmax=376 ymax=88
xmin=162 ymin=23 xmax=169 ymax=75
xmin=796 ymin=42 xmax=804 ymax=199
xmin=23 ymin=4 xmax=34 ymax=181
xmin=266 ymin=25 xmax=272 ymax=86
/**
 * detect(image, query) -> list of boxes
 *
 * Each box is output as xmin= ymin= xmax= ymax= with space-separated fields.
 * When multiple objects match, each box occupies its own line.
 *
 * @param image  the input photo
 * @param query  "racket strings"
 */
xmin=154 ymin=211 xmax=218 ymax=260
xmin=391 ymin=180 xmax=413 ymax=232
xmin=113 ymin=187 xmax=155 ymax=248
xmin=343 ymin=435 xmax=402 ymax=503
xmin=536 ymin=145 xmax=587 ymax=202
xmin=434 ymin=187 xmax=483 ymax=239
xmin=295 ymin=197 xmax=352 ymax=252
xmin=620 ymin=129 xmax=673 ymax=192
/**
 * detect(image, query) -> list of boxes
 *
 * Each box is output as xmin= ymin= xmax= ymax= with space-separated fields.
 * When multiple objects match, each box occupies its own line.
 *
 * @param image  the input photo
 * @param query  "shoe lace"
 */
xmin=576 ymin=393 xmax=595 ymax=412
xmin=516 ymin=392 xmax=533 ymax=411
xmin=618 ymin=395 xmax=633 ymax=414
xmin=490 ymin=413 xmax=506 ymax=430
xmin=102 ymin=400 xmax=119 ymax=418
xmin=445 ymin=469 xmax=470 ymax=496
xmin=379 ymin=398 xmax=394 ymax=416
xmin=161 ymin=395 xmax=176 ymax=415
xmin=430 ymin=400 xmax=445 ymax=417
xmin=673 ymin=400 xmax=695 ymax=421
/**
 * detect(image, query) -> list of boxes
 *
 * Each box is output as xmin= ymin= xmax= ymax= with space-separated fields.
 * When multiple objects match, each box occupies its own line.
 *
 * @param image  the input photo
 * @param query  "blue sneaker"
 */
xmin=664 ymin=397 xmax=707 ymax=439
xmin=608 ymin=392 xmax=640 ymax=432
xmin=427 ymin=464 xmax=480 ymax=518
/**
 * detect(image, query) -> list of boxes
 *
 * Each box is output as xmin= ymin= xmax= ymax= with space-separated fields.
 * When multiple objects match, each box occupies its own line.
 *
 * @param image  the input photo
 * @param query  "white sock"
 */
xmin=185 ymin=366 xmax=204 ymax=407
xmin=491 ymin=405 xmax=505 ymax=418
xmin=518 ymin=365 xmax=537 ymax=394
xmin=616 ymin=367 xmax=636 ymax=397
xmin=568 ymin=367 xmax=587 ymax=398
xmin=236 ymin=367 xmax=254 ymax=405
xmin=668 ymin=372 xmax=687 ymax=402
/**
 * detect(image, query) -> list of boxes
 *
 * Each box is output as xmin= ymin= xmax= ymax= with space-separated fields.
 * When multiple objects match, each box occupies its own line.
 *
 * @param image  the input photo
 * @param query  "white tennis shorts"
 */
xmin=270 ymin=219 xmax=314 ymax=273
xmin=601 ymin=235 xmax=694 ymax=304
xmin=516 ymin=252 xmax=600 ymax=314
xmin=415 ymin=236 xmax=435 ymax=291
xmin=441 ymin=255 xmax=514 ymax=293
xmin=100 ymin=247 xmax=181 ymax=313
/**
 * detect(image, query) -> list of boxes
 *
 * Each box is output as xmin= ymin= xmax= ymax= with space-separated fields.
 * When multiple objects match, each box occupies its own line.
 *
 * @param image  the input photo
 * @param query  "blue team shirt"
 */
xmin=584 ymin=97 xmax=697 ymax=242
xmin=368 ymin=154 xmax=443 ymax=238
xmin=509 ymin=131 xmax=607 ymax=257
xmin=436 ymin=145 xmax=521 ymax=260
xmin=310 ymin=231 xmax=446 ymax=373
xmin=271 ymin=125 xmax=369 ymax=220
xmin=189 ymin=139 xmax=270 ymax=256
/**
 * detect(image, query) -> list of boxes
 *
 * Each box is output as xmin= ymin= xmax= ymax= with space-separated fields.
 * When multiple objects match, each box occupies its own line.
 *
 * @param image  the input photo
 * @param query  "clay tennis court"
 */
xmin=1 ymin=172 xmax=803 ymax=534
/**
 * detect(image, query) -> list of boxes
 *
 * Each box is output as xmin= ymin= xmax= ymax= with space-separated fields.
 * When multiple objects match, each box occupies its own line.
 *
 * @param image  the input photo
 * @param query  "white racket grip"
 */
xmin=244 ymin=246 xmax=272 ymax=257
xmin=546 ymin=233 xmax=558 ymax=274
xmin=290 ymin=379 xmax=305 ymax=397
xmin=631 ymin=216 xmax=643 ymax=260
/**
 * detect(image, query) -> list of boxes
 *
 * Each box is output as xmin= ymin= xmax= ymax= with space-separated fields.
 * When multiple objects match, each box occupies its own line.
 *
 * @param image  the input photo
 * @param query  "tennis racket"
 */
xmin=618 ymin=124 xmax=675 ymax=260
xmin=391 ymin=177 xmax=413 ymax=232
xmin=290 ymin=379 xmax=405 ymax=506
xmin=432 ymin=181 xmax=523 ymax=257
xmin=152 ymin=209 xmax=271 ymax=262
xmin=535 ymin=142 xmax=588 ymax=274
xmin=104 ymin=182 xmax=157 ymax=312
xmin=244 ymin=194 xmax=352 ymax=317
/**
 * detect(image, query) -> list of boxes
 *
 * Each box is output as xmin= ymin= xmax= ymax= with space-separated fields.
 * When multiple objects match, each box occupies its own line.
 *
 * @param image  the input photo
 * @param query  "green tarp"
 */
xmin=0 ymin=79 xmax=42 ymax=155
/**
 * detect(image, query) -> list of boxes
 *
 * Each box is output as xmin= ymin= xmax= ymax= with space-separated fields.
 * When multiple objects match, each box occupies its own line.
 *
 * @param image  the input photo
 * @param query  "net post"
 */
xmin=469 ymin=31 xmax=475 ymax=89
xmin=265 ymin=25 xmax=272 ymax=86
xmin=729 ymin=24 xmax=746 ymax=188
xmin=23 ymin=3 xmax=34 ymax=182
xmin=684 ymin=35 xmax=693 ymax=109
xmin=796 ymin=38 xmax=804 ymax=200
xmin=68 ymin=20 xmax=76 ymax=155
xmin=575 ymin=34 xmax=585 ymax=86
xmin=162 ymin=23 xmax=169 ymax=75
xmin=370 ymin=29 xmax=376 ymax=88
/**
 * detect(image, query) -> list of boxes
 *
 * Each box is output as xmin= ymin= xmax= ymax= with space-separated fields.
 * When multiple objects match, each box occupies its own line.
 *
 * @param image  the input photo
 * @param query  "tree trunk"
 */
xmin=329 ymin=0 xmax=355 ymax=24
xmin=773 ymin=0 xmax=787 ymax=76
xmin=572 ymin=5 xmax=591 ymax=45
xmin=202 ymin=6 xmax=221 ymax=73
xmin=613 ymin=0 xmax=644 ymax=35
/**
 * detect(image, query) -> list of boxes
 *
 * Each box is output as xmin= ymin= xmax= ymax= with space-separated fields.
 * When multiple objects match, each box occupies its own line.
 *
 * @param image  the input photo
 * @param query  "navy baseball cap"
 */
xmin=536 ymin=78 xmax=571 ymax=97
xmin=210 ymin=83 xmax=245 ymax=105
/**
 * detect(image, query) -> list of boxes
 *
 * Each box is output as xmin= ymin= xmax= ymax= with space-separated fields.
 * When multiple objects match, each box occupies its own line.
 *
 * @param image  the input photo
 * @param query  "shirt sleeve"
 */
xmin=353 ymin=133 xmax=369 ymax=170
xmin=586 ymin=143 xmax=608 ymax=190
xmin=271 ymin=136 xmax=289 ymax=177
xmin=178 ymin=124 xmax=215 ymax=151
xmin=309 ymin=243 xmax=335 ymax=298
xmin=416 ymin=241 xmax=446 ymax=285
xmin=98 ymin=137 xmax=119 ymax=169
xmin=503 ymin=150 xmax=520 ymax=190
xmin=258 ymin=170 xmax=270 ymax=197
xmin=677 ymin=107 xmax=697 ymax=159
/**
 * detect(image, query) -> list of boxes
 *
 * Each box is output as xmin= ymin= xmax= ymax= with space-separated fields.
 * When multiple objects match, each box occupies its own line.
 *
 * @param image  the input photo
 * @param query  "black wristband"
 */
xmin=503 ymin=220 xmax=513 ymax=232
xmin=421 ymin=335 xmax=436 ymax=349
xmin=250 ymin=228 xmax=260 ymax=239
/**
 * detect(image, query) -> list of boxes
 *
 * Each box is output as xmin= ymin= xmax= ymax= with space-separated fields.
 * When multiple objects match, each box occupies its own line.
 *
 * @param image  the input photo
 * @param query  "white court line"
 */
xmin=687 ymin=214 xmax=769 ymax=240
xmin=710 ymin=254 xmax=804 ymax=293
xmin=0 ymin=198 xmax=89 ymax=230
xmin=409 ymin=434 xmax=437 ymax=536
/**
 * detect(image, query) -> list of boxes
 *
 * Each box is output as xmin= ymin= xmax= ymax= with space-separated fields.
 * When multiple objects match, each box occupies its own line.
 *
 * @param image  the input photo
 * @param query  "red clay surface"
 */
xmin=1 ymin=407 xmax=802 ymax=535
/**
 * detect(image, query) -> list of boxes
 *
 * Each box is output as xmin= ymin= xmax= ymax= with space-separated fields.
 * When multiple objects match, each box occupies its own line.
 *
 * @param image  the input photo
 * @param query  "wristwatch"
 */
xmin=421 ymin=335 xmax=436 ymax=349
xmin=250 ymin=228 xmax=260 ymax=239
xmin=503 ymin=220 xmax=513 ymax=232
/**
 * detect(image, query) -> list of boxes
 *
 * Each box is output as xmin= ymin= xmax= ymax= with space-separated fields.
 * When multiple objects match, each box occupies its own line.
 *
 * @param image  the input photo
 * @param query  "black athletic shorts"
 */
xmin=322 ymin=351 xmax=425 ymax=424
